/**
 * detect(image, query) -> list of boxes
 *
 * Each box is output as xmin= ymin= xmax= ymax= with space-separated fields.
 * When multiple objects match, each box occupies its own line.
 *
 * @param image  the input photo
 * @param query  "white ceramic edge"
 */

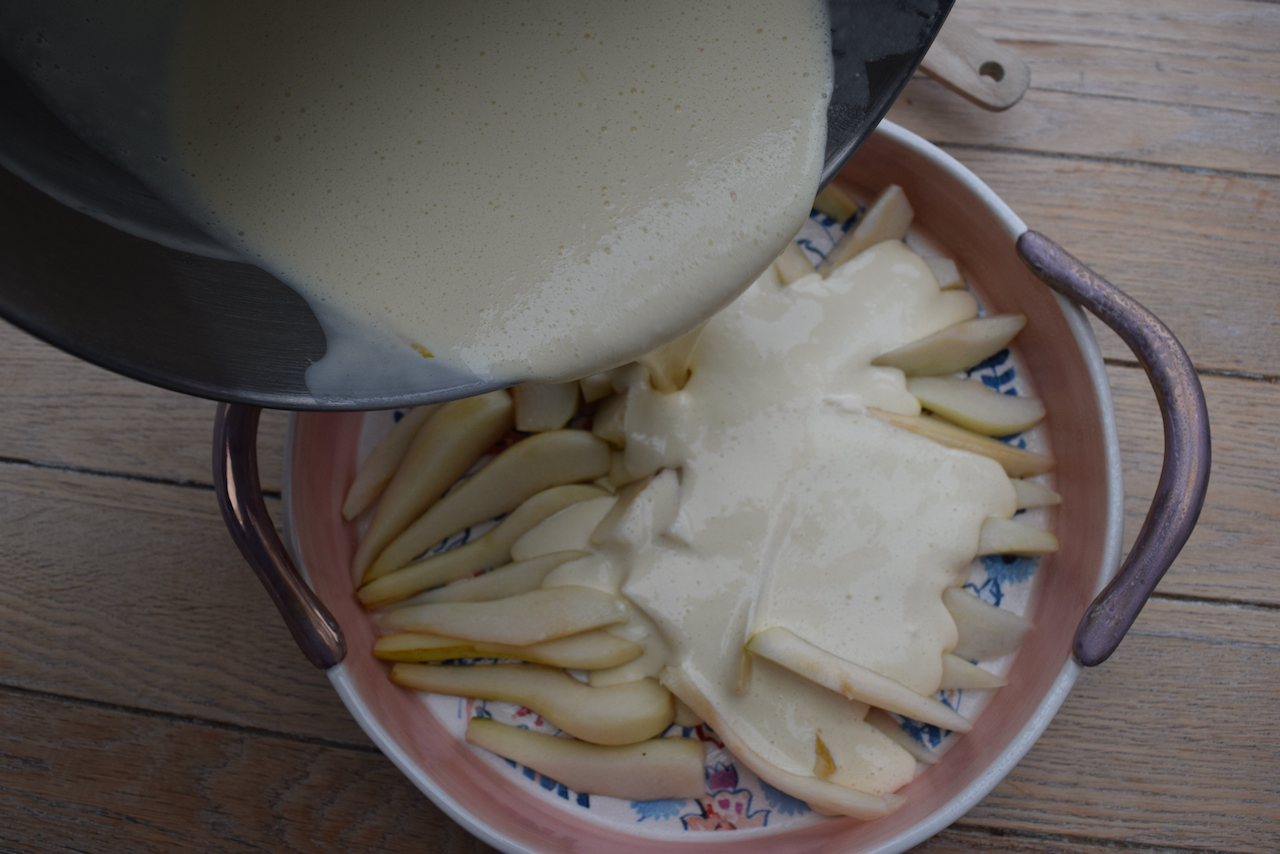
xmin=276 ymin=121 xmax=1128 ymax=854
xmin=862 ymin=121 xmax=1127 ymax=854
xmin=280 ymin=413 xmax=539 ymax=854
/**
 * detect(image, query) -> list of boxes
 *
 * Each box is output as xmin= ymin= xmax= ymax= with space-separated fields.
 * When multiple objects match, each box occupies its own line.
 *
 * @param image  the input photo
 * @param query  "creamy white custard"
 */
xmin=155 ymin=0 xmax=831 ymax=396
xmin=539 ymin=240 xmax=1016 ymax=794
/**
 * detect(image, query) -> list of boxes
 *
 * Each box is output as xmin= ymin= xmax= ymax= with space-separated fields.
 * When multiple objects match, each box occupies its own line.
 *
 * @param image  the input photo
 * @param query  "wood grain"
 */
xmin=0 ymin=462 xmax=365 ymax=744
xmin=928 ymin=150 xmax=1280 ymax=376
xmin=1 ymin=1 xmax=1277 ymax=850
xmin=0 ymin=319 xmax=288 ymax=492
xmin=889 ymin=0 xmax=1280 ymax=176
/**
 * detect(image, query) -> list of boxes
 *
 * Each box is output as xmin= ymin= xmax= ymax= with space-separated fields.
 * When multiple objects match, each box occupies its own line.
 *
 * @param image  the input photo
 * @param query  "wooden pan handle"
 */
xmin=920 ymin=18 xmax=1030 ymax=111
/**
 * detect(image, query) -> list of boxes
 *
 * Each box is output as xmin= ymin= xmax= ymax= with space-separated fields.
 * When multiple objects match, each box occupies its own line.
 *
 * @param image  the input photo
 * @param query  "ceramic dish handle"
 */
xmin=213 ymin=403 xmax=347 ymax=669
xmin=1017 ymin=231 xmax=1211 ymax=667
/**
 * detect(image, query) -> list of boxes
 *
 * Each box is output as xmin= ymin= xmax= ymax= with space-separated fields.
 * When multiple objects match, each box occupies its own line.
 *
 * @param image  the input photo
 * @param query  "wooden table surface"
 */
xmin=2 ymin=2 xmax=1277 ymax=852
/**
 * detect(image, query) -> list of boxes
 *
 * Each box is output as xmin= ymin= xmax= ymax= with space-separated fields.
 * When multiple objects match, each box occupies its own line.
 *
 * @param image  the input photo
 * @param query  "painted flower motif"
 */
xmin=682 ymin=786 xmax=769 ymax=831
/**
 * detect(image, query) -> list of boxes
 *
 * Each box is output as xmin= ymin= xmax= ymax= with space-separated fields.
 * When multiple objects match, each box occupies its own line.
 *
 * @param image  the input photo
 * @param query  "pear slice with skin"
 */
xmin=342 ymin=404 xmax=439 ymax=521
xmin=591 ymin=394 xmax=627 ymax=448
xmin=351 ymin=390 xmax=513 ymax=583
xmin=816 ymin=184 xmax=914 ymax=276
xmin=866 ymin=409 xmax=1054 ymax=477
xmin=660 ymin=665 xmax=904 ymax=819
xmin=812 ymin=182 xmax=859 ymax=224
xmin=374 ymin=629 xmax=642 ymax=670
xmin=924 ymin=256 xmax=963 ymax=290
xmin=871 ymin=314 xmax=1026 ymax=377
xmin=906 ymin=376 xmax=1046 ymax=436
xmin=359 ymin=485 xmax=609 ymax=608
xmin=978 ymin=517 xmax=1059 ymax=556
xmin=864 ymin=708 xmax=939 ymax=765
xmin=774 ymin=241 xmax=817 ymax=285
xmin=746 ymin=627 xmax=971 ymax=733
xmin=510 ymin=496 xmax=617 ymax=562
xmin=944 ymin=587 xmax=1033 ymax=661
xmin=940 ymin=652 xmax=1007 ymax=690
xmin=367 ymin=429 xmax=612 ymax=580
xmin=465 ymin=718 xmax=705 ymax=800
xmin=393 ymin=663 xmax=674 ymax=745
xmin=512 ymin=382 xmax=580 ymax=432
xmin=382 ymin=586 xmax=628 ymax=646
xmin=1012 ymin=478 xmax=1061 ymax=509
xmin=402 ymin=551 xmax=587 ymax=605
xmin=579 ymin=372 xmax=614 ymax=404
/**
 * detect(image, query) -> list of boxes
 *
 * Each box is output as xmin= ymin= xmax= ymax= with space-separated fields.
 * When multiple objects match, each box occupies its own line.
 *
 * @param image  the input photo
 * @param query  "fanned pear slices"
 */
xmin=944 ymin=587 xmax=1033 ymax=661
xmin=465 ymin=718 xmax=705 ymax=801
xmin=374 ymin=629 xmax=642 ymax=670
xmin=872 ymin=314 xmax=1026 ymax=377
xmin=394 ymin=663 xmax=674 ymax=745
xmin=978 ymin=517 xmax=1059 ymax=557
xmin=867 ymin=409 xmax=1054 ymax=478
xmin=906 ymin=376 xmax=1045 ymax=437
xmin=382 ymin=586 xmax=628 ymax=646
xmin=816 ymin=184 xmax=914 ymax=276
xmin=342 ymin=404 xmax=439 ymax=521
xmin=660 ymin=665 xmax=904 ymax=820
xmin=367 ymin=429 xmax=613 ymax=580
xmin=746 ymin=627 xmax=972 ymax=733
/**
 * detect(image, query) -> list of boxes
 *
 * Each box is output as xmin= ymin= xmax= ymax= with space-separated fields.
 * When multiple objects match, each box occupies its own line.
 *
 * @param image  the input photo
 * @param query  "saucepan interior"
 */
xmin=282 ymin=121 xmax=1123 ymax=854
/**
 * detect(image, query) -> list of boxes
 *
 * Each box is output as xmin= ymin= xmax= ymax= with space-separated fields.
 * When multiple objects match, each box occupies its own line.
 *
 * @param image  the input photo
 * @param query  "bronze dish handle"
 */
xmin=1017 ymin=231 xmax=1211 ymax=667
xmin=213 ymin=403 xmax=346 ymax=669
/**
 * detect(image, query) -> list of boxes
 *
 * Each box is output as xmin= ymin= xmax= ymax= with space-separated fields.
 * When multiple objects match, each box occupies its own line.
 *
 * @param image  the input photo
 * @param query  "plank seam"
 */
xmin=946 ymin=821 xmax=1249 ymax=854
xmin=1103 ymin=358 xmax=1279 ymax=384
xmin=935 ymin=141 xmax=1280 ymax=183
xmin=0 ymin=682 xmax=376 ymax=755
xmin=0 ymin=454 xmax=283 ymax=499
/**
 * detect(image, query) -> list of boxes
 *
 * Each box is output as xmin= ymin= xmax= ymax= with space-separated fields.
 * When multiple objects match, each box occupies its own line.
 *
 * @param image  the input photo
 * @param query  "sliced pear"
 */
xmin=393 ymin=663 xmax=673 ymax=745
xmin=591 ymin=394 xmax=627 ymax=447
xmin=813 ymin=182 xmax=859 ymax=224
xmin=816 ymin=184 xmax=914 ymax=276
xmin=659 ymin=665 xmax=904 ymax=819
xmin=746 ymin=627 xmax=971 ymax=733
xmin=672 ymin=696 xmax=702 ymax=728
xmin=351 ymin=391 xmax=513 ymax=583
xmin=512 ymin=382 xmax=580 ymax=432
xmin=944 ymin=587 xmax=1033 ymax=662
xmin=866 ymin=409 xmax=1055 ymax=477
xmin=342 ymin=404 xmax=439 ymax=521
xmin=367 ymin=429 xmax=612 ymax=580
xmin=358 ymin=485 xmax=608 ymax=608
xmin=405 ymin=551 xmax=587 ymax=605
xmin=589 ymin=475 xmax=654 ymax=546
xmin=978 ymin=517 xmax=1059 ymax=556
xmin=464 ymin=718 xmax=705 ymax=800
xmin=906 ymin=376 xmax=1046 ymax=436
xmin=382 ymin=586 xmax=628 ymax=646
xmin=637 ymin=321 xmax=706 ymax=394
xmin=924 ymin=256 xmax=963 ymax=290
xmin=773 ymin=241 xmax=817 ymax=285
xmin=510 ymin=495 xmax=617 ymax=562
xmin=863 ymin=708 xmax=938 ymax=765
xmin=579 ymin=372 xmax=615 ymax=404
xmin=871 ymin=314 xmax=1027 ymax=377
xmin=939 ymin=652 xmax=1007 ymax=690
xmin=374 ymin=629 xmax=643 ymax=670
xmin=1012 ymin=478 xmax=1061 ymax=509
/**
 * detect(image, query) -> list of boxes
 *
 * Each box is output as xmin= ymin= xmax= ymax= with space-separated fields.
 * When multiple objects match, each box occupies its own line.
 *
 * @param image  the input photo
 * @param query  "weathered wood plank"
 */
xmin=1104 ymin=366 xmax=1280 ymax=606
xmin=0 ymin=463 xmax=365 ymax=744
xmin=0 ymin=689 xmax=496 ymax=854
xmin=0 ymin=319 xmax=288 ymax=492
xmin=924 ymin=149 xmax=1280 ymax=376
xmin=895 ymin=0 xmax=1280 ymax=175
xmin=958 ymin=597 xmax=1280 ymax=853
xmin=942 ymin=0 xmax=1280 ymax=116
xmin=1 ymin=597 xmax=1271 ymax=853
